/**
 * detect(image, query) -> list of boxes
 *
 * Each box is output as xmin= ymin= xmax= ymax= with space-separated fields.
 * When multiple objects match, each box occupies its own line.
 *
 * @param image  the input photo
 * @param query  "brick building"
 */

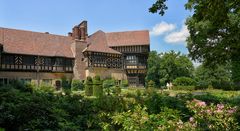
xmin=0 ymin=21 xmax=150 ymax=87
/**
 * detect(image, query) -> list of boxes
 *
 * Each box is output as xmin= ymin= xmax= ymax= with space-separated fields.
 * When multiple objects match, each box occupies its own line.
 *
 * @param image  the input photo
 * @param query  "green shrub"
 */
xmin=148 ymin=80 xmax=155 ymax=88
xmin=60 ymin=77 xmax=72 ymax=95
xmin=121 ymin=80 xmax=128 ymax=88
xmin=93 ymin=75 xmax=103 ymax=97
xmin=38 ymin=84 xmax=55 ymax=93
xmin=112 ymin=85 xmax=121 ymax=96
xmin=103 ymin=78 xmax=115 ymax=95
xmin=84 ymin=76 xmax=93 ymax=96
xmin=173 ymin=77 xmax=196 ymax=86
xmin=212 ymin=81 xmax=232 ymax=90
xmin=146 ymin=80 xmax=155 ymax=95
xmin=71 ymin=80 xmax=84 ymax=91
xmin=195 ymin=81 xmax=209 ymax=90
xmin=172 ymin=86 xmax=195 ymax=91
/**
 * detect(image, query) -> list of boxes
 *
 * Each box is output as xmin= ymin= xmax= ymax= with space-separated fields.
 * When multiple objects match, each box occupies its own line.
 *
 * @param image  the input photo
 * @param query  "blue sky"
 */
xmin=0 ymin=0 xmax=192 ymax=54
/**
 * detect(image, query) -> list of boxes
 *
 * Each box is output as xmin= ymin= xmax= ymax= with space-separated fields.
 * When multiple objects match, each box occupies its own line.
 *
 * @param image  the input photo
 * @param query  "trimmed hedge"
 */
xmin=121 ymin=80 xmax=129 ymax=88
xmin=172 ymin=86 xmax=195 ymax=91
xmin=93 ymin=75 xmax=103 ymax=97
xmin=173 ymin=77 xmax=196 ymax=86
xmin=84 ymin=76 xmax=93 ymax=96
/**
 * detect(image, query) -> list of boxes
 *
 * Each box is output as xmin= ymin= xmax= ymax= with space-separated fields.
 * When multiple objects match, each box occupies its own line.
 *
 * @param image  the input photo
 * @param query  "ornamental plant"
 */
xmin=71 ymin=79 xmax=84 ymax=91
xmin=183 ymin=99 xmax=239 ymax=130
xmin=93 ymin=75 xmax=103 ymax=97
xmin=84 ymin=76 xmax=93 ymax=96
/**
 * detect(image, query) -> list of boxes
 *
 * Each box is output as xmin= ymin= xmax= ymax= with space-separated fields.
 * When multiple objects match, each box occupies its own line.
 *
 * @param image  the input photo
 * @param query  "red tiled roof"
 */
xmin=0 ymin=27 xmax=149 ymax=57
xmin=84 ymin=30 xmax=121 ymax=54
xmin=106 ymin=30 xmax=149 ymax=47
xmin=0 ymin=27 xmax=74 ymax=58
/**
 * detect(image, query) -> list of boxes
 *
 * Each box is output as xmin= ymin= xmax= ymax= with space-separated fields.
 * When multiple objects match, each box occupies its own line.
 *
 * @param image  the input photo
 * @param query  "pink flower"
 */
xmin=217 ymin=104 xmax=224 ymax=110
xmin=206 ymin=109 xmax=211 ymax=114
xmin=197 ymin=101 xmax=206 ymax=107
xmin=189 ymin=117 xmax=194 ymax=122
xmin=192 ymin=99 xmax=206 ymax=107
xmin=215 ymin=109 xmax=223 ymax=113
xmin=228 ymin=107 xmax=237 ymax=114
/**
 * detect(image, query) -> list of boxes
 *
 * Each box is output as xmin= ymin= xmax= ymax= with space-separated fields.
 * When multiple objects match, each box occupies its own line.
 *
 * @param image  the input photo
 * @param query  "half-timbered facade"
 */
xmin=0 ymin=21 xmax=150 ymax=87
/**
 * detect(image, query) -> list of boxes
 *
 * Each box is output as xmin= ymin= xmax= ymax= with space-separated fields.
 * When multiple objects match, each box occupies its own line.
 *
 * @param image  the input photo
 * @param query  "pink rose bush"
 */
xmin=182 ymin=99 xmax=239 ymax=130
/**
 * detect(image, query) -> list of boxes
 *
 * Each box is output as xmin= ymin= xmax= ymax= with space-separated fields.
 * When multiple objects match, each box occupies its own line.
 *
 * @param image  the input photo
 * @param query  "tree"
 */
xmin=145 ymin=51 xmax=161 ymax=87
xmin=149 ymin=0 xmax=240 ymax=85
xmin=159 ymin=51 xmax=194 ymax=86
xmin=146 ymin=51 xmax=194 ymax=87
xmin=194 ymin=64 xmax=232 ymax=89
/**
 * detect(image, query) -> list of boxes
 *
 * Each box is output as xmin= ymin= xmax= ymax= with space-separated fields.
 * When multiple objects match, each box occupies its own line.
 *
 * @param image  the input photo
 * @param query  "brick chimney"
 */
xmin=71 ymin=21 xmax=88 ymax=80
xmin=72 ymin=25 xmax=80 ymax=39
xmin=71 ymin=21 xmax=88 ymax=41
xmin=79 ymin=21 xmax=88 ymax=41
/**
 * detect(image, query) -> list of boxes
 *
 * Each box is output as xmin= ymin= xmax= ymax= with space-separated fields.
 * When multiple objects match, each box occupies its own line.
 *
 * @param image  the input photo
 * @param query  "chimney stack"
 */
xmin=68 ymin=32 xmax=72 ymax=37
xmin=71 ymin=21 xmax=88 ymax=41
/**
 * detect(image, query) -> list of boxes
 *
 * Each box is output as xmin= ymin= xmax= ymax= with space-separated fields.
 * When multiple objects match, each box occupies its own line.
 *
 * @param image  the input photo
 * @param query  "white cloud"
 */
xmin=150 ymin=21 xmax=176 ymax=36
xmin=164 ymin=25 xmax=190 ymax=44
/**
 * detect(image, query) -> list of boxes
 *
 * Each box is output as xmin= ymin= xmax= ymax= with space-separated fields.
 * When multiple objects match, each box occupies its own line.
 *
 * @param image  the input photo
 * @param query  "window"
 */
xmin=65 ymin=59 xmax=73 ymax=66
xmin=23 ymin=56 xmax=35 ymax=65
xmin=0 ymin=78 xmax=8 ymax=86
xmin=45 ymin=58 xmax=52 ymax=66
xmin=42 ymin=79 xmax=52 ymax=85
xmin=3 ymin=55 xmax=14 ymax=64
xmin=20 ymin=78 xmax=31 ymax=84
xmin=126 ymin=55 xmax=137 ymax=64
xmin=55 ymin=58 xmax=64 ymax=66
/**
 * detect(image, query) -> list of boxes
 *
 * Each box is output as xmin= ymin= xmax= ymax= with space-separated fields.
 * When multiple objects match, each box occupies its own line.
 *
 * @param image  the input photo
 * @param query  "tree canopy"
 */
xmin=146 ymin=51 xmax=194 ymax=87
xmin=149 ymin=0 xmax=240 ymax=84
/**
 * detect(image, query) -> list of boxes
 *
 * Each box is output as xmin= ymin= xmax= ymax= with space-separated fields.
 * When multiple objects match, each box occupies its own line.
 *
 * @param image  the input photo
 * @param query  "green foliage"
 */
xmin=84 ymin=76 xmax=93 ymax=96
xmin=173 ymin=86 xmax=195 ymax=91
xmin=194 ymin=64 xmax=231 ymax=90
xmin=112 ymin=105 xmax=181 ymax=130
xmin=112 ymin=85 xmax=121 ymax=96
xmin=38 ymin=84 xmax=55 ymax=93
xmin=61 ymin=76 xmax=71 ymax=90
xmin=146 ymin=51 xmax=194 ymax=87
xmin=145 ymin=51 xmax=161 ymax=87
xmin=195 ymin=81 xmax=208 ymax=90
xmin=185 ymin=0 xmax=240 ymax=84
xmin=186 ymin=99 xmax=239 ymax=130
xmin=103 ymin=78 xmax=115 ymax=95
xmin=173 ymin=77 xmax=196 ymax=86
xmin=121 ymin=80 xmax=128 ymax=88
xmin=146 ymin=80 xmax=155 ymax=95
xmin=145 ymin=93 xmax=190 ymax=120
xmin=147 ymin=80 xmax=155 ymax=88
xmin=149 ymin=0 xmax=168 ymax=16
xmin=159 ymin=51 xmax=194 ymax=84
xmin=71 ymin=79 xmax=84 ymax=91
xmin=93 ymin=75 xmax=103 ymax=97
xmin=1 ymin=81 xmax=240 ymax=130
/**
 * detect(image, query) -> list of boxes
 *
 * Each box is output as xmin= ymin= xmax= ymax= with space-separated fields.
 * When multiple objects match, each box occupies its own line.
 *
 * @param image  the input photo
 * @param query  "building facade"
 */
xmin=0 ymin=21 xmax=150 ymax=87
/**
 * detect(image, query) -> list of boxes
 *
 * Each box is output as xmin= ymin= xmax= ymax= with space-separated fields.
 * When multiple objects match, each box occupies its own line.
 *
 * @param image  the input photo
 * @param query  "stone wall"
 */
xmin=0 ymin=71 xmax=73 ymax=86
xmin=85 ymin=67 xmax=127 ymax=80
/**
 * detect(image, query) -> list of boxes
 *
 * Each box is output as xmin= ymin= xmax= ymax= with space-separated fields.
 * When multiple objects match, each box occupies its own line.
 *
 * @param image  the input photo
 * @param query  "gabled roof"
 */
xmin=0 ymin=27 xmax=149 ymax=57
xmin=106 ymin=30 xmax=149 ymax=47
xmin=0 ymin=27 xmax=74 ymax=58
xmin=84 ymin=30 xmax=121 ymax=54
